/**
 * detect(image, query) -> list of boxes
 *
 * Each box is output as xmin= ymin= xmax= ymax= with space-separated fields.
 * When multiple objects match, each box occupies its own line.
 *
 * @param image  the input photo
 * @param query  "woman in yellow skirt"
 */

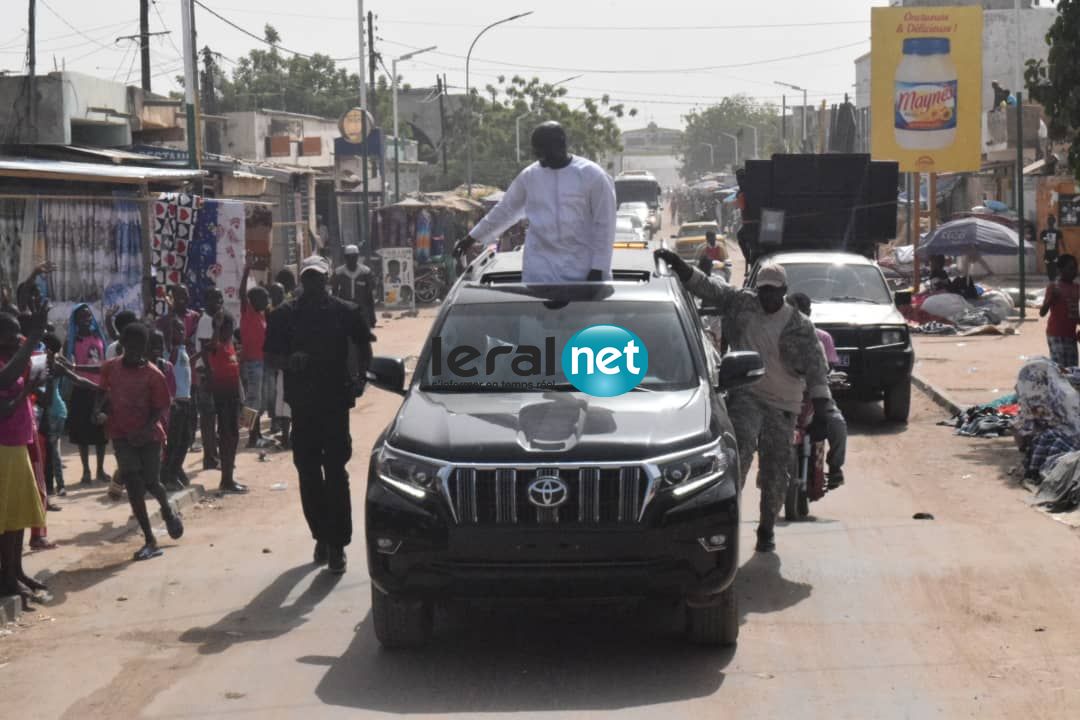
xmin=0 ymin=308 xmax=48 ymax=601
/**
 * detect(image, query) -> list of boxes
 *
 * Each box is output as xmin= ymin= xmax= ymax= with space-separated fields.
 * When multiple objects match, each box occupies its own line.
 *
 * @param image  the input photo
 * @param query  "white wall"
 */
xmin=981 ymin=8 xmax=1057 ymax=111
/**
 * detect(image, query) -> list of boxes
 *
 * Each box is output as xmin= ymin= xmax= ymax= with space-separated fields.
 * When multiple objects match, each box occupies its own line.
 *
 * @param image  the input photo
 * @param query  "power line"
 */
xmin=377 ymin=37 xmax=869 ymax=75
xmin=146 ymin=4 xmax=870 ymax=32
xmin=152 ymin=0 xmax=185 ymax=59
xmin=38 ymin=0 xmax=120 ymax=52
xmin=192 ymin=0 xmax=357 ymax=62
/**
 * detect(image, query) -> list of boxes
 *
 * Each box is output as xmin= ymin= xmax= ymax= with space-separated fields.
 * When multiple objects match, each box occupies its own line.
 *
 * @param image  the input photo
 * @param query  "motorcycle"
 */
xmin=785 ymin=371 xmax=849 ymax=522
xmin=415 ymin=260 xmax=449 ymax=304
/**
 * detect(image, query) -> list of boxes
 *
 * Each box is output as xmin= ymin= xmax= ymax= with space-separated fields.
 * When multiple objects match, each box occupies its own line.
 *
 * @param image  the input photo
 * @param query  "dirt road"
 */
xmin=4 ymin=304 xmax=1080 ymax=719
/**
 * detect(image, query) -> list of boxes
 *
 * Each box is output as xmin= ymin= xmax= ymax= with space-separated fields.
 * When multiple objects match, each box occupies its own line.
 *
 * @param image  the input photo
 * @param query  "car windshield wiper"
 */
xmin=828 ymin=295 xmax=881 ymax=304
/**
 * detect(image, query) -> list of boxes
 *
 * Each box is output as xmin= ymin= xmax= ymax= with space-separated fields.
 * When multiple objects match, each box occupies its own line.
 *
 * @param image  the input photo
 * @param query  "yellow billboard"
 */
xmin=871 ymin=6 xmax=983 ymax=173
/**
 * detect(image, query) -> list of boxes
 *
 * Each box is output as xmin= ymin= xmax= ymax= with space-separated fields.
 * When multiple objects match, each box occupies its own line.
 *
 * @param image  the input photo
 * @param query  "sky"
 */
xmin=0 ymin=0 xmax=895 ymax=131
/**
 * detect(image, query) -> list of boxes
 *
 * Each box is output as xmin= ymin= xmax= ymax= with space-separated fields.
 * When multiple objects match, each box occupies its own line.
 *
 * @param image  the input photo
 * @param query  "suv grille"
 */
xmin=447 ymin=467 xmax=648 ymax=526
xmin=818 ymin=326 xmax=863 ymax=350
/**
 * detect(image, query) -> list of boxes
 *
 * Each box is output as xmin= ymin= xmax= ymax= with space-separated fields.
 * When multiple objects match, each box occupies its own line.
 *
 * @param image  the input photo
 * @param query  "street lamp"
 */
xmin=393 ymin=45 xmax=437 ymax=202
xmin=466 ymin=11 xmax=534 ymax=196
xmin=516 ymin=74 xmax=582 ymax=163
xmin=775 ymin=80 xmax=808 ymax=148
xmin=720 ymin=132 xmax=739 ymax=169
xmin=696 ymin=142 xmax=715 ymax=168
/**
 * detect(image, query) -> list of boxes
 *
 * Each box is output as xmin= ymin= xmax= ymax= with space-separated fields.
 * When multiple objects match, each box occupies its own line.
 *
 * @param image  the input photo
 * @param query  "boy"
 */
xmin=239 ymin=265 xmax=270 ymax=447
xmin=161 ymin=318 xmax=193 ymax=490
xmin=97 ymin=323 xmax=183 ymax=561
xmin=1040 ymin=254 xmax=1080 ymax=367
xmin=195 ymin=288 xmax=224 ymax=470
xmin=202 ymin=312 xmax=247 ymax=495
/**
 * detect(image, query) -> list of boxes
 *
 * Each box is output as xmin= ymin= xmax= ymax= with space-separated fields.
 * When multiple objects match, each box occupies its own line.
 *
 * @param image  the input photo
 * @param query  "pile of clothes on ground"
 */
xmin=1012 ymin=358 xmax=1080 ymax=512
xmin=904 ymin=283 xmax=1017 ymax=335
xmin=942 ymin=394 xmax=1019 ymax=437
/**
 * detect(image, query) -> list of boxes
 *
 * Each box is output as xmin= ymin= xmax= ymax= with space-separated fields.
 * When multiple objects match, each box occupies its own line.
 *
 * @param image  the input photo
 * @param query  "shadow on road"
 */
xmin=839 ymin=400 xmax=907 ymax=436
xmin=302 ymin=553 xmax=809 ymax=714
xmin=736 ymin=552 xmax=812 ymax=623
xmin=179 ymin=563 xmax=341 ymax=655
xmin=306 ymin=602 xmax=731 ymax=714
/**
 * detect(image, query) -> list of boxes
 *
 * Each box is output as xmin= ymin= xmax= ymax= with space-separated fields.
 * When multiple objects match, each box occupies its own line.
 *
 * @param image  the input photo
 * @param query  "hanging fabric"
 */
xmin=0 ymin=199 xmax=25 ymax=291
xmin=151 ymin=193 xmax=201 ymax=316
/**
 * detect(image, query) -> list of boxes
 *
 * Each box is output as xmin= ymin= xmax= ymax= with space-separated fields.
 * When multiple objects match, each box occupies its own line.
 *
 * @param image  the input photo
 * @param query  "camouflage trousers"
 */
xmin=727 ymin=391 xmax=797 ymax=531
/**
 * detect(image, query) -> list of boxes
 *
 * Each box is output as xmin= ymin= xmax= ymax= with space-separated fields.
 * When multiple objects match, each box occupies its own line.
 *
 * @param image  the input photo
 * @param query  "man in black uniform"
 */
xmin=265 ymin=255 xmax=375 ymax=574
xmin=331 ymin=244 xmax=377 ymax=328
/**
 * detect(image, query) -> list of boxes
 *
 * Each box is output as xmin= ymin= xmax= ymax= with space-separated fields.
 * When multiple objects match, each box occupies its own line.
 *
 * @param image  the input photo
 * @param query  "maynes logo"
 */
xmin=429 ymin=325 xmax=649 ymax=397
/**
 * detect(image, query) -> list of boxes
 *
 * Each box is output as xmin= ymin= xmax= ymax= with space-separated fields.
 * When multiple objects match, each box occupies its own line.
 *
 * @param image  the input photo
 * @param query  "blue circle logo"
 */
xmin=561 ymin=325 xmax=649 ymax=397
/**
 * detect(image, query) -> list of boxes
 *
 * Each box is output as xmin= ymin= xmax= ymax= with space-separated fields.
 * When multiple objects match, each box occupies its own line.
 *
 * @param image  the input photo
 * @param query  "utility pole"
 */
xmin=28 ymin=0 xmax=36 ymax=143
xmin=368 ymin=11 xmax=377 ymax=120
xmin=437 ymin=75 xmax=449 ymax=177
xmin=180 ymin=0 xmax=199 ymax=169
xmin=781 ymin=95 xmax=787 ymax=151
xmin=1016 ymin=90 xmax=1026 ymax=320
xmin=139 ymin=0 xmax=151 ymax=91
xmin=358 ymin=0 xmax=369 ymax=250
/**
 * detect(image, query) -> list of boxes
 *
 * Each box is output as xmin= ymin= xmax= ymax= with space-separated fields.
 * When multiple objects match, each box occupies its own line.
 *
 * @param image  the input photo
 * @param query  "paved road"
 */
xmin=6 ymin=305 xmax=1080 ymax=719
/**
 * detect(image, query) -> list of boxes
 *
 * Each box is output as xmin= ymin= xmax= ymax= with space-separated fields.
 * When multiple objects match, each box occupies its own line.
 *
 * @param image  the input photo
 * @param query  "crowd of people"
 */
xmin=0 ymin=249 xmax=376 ymax=604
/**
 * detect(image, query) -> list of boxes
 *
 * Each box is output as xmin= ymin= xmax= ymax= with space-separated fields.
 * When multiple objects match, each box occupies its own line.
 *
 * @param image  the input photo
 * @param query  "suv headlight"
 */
xmin=657 ymin=441 xmax=735 ymax=497
xmin=377 ymin=445 xmax=442 ymax=499
xmin=880 ymin=328 xmax=907 ymax=346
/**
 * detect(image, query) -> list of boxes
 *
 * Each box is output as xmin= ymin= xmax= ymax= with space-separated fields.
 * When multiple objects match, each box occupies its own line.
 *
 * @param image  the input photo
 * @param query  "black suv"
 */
xmin=364 ymin=249 xmax=763 ymax=648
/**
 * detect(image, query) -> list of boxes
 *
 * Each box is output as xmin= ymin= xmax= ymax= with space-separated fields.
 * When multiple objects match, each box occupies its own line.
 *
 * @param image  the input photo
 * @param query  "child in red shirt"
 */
xmin=1040 ymin=254 xmax=1080 ymax=368
xmin=97 ymin=323 xmax=183 ymax=561
xmin=202 ymin=312 xmax=246 ymax=495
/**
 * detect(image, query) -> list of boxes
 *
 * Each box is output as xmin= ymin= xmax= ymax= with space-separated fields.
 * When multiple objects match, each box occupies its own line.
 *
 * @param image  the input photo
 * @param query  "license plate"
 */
xmin=836 ymin=353 xmax=851 ymax=367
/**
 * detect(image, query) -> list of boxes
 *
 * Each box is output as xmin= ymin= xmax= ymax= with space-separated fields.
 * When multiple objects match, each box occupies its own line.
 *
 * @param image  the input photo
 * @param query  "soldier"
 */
xmin=655 ymin=249 xmax=831 ymax=553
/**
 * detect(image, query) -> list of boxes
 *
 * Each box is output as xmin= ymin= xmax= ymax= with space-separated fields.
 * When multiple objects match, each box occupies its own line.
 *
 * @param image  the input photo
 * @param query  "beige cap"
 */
xmin=756 ymin=263 xmax=788 ymax=288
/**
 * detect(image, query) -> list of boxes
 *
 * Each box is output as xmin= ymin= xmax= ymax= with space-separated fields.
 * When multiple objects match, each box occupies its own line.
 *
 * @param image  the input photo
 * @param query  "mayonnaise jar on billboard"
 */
xmin=870 ymin=6 xmax=982 ymax=173
xmin=894 ymin=38 xmax=958 ymax=151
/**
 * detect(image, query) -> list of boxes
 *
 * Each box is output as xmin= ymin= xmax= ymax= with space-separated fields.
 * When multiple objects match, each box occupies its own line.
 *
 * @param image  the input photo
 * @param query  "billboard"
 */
xmin=378 ymin=247 xmax=415 ymax=308
xmin=871 ymin=6 xmax=983 ymax=173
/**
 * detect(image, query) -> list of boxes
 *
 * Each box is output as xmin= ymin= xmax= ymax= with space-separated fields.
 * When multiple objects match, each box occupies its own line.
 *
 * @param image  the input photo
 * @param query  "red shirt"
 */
xmin=207 ymin=342 xmax=242 ymax=394
xmin=1046 ymin=281 xmax=1080 ymax=338
xmin=100 ymin=359 xmax=170 ymax=443
xmin=240 ymin=306 xmax=266 ymax=362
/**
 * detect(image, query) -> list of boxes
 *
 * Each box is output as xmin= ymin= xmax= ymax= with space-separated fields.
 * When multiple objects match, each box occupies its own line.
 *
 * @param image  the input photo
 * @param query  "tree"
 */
xmin=1025 ymin=0 xmax=1080 ymax=180
xmin=433 ymin=75 xmax=635 ymax=190
xmin=678 ymin=96 xmax=780 ymax=180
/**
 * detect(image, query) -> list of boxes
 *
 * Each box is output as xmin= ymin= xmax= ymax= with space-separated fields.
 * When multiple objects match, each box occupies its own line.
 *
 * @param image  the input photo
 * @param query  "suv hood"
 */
xmin=809 ymin=301 xmax=905 ymax=326
xmin=386 ymin=386 xmax=716 ymax=463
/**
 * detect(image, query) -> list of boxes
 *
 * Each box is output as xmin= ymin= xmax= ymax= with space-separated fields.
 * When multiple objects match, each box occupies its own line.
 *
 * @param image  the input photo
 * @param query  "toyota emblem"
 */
xmin=527 ymin=475 xmax=569 ymax=509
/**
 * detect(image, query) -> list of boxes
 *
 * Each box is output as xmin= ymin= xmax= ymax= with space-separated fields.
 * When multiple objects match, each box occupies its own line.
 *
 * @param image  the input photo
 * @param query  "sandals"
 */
xmin=133 ymin=545 xmax=164 ymax=561
xmin=165 ymin=513 xmax=185 ymax=540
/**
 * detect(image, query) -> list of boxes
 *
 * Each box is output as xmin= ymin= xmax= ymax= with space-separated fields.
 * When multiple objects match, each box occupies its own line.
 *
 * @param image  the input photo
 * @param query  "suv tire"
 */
xmin=372 ymin=586 xmax=433 ymax=649
xmin=883 ymin=379 xmax=912 ymax=423
xmin=685 ymin=586 xmax=738 ymax=646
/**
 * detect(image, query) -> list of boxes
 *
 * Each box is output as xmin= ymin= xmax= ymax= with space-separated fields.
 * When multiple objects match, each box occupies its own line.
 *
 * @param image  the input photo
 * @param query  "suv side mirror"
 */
xmin=367 ymin=356 xmax=407 ymax=396
xmin=894 ymin=290 xmax=913 ymax=308
xmin=717 ymin=351 xmax=765 ymax=391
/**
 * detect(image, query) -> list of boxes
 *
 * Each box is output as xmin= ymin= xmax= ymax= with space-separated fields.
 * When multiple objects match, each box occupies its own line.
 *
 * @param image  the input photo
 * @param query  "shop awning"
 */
xmin=0 ymin=157 xmax=205 ymax=184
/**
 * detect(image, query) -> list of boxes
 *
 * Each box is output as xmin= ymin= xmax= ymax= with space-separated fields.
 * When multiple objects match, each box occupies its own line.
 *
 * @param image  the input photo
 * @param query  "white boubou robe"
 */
xmin=469 ymin=156 xmax=617 ymax=283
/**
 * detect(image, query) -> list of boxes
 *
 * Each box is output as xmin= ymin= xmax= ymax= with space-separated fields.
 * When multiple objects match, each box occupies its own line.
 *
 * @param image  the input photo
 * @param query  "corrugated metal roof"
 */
xmin=0 ymin=157 xmax=205 ymax=184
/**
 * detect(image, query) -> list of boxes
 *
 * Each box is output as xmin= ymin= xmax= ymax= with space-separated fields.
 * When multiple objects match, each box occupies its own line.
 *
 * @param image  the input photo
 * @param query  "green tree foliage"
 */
xmin=436 ymin=75 xmax=635 ymax=190
xmin=198 ymin=27 xmax=631 ymax=191
xmin=678 ymin=96 xmax=780 ymax=180
xmin=1025 ymin=0 xmax=1080 ymax=179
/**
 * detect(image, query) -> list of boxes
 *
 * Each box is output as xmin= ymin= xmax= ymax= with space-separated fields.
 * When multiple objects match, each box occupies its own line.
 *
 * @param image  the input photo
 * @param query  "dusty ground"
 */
xmin=2 ymin=296 xmax=1079 ymax=719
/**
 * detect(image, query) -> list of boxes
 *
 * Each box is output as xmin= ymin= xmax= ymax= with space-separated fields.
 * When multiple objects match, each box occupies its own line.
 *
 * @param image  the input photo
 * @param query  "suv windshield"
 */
xmin=421 ymin=300 xmax=698 ymax=392
xmin=780 ymin=262 xmax=893 ymax=304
